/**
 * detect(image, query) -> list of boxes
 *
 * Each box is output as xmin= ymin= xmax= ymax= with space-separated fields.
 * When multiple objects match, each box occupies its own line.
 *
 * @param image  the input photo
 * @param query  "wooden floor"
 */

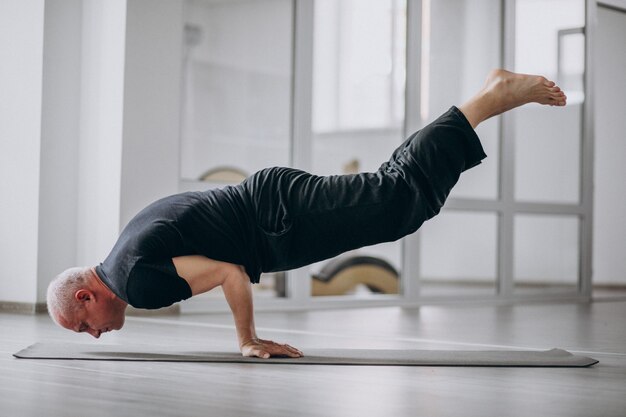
xmin=2 ymin=299 xmax=626 ymax=417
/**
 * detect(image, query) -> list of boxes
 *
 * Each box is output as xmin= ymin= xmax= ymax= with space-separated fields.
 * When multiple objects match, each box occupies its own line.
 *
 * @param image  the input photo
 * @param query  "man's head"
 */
xmin=47 ymin=267 xmax=127 ymax=338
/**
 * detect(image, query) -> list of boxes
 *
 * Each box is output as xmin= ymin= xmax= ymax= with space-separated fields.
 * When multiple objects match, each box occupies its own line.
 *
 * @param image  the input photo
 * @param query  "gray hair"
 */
xmin=47 ymin=267 xmax=92 ymax=326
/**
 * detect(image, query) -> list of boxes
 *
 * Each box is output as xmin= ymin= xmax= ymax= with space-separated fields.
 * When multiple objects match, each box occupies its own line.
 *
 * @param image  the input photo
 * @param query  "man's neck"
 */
xmin=89 ymin=267 xmax=127 ymax=306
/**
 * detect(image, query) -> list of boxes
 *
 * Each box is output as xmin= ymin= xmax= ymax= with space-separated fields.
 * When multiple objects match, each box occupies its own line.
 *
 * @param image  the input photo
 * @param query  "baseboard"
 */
xmin=0 ymin=301 xmax=48 ymax=315
xmin=593 ymin=284 xmax=626 ymax=290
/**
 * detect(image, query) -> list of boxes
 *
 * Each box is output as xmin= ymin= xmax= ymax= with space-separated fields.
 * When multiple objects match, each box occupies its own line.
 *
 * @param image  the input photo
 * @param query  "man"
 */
xmin=47 ymin=69 xmax=567 ymax=359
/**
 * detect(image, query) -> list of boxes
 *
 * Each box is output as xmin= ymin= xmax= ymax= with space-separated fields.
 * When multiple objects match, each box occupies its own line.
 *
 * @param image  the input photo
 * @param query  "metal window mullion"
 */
xmin=579 ymin=0 xmax=596 ymax=297
xmin=446 ymin=198 xmax=586 ymax=216
xmin=288 ymin=0 xmax=315 ymax=307
xmin=390 ymin=0 xmax=397 ymax=124
xmin=498 ymin=127 xmax=516 ymax=298
xmin=498 ymin=0 xmax=516 ymax=298
xmin=401 ymin=0 xmax=424 ymax=305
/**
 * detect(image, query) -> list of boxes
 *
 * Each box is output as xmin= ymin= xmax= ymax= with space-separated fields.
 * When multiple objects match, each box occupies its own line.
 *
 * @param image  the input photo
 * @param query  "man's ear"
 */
xmin=74 ymin=289 xmax=95 ymax=304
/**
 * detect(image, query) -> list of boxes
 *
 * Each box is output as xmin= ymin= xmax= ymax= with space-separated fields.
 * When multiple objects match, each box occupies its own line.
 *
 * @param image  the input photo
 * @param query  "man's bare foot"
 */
xmin=459 ymin=69 xmax=567 ymax=129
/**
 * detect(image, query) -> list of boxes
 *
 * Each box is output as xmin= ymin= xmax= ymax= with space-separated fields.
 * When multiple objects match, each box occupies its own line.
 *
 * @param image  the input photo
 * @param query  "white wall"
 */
xmin=0 ymin=0 xmax=46 ymax=304
xmin=0 ymin=0 xmax=129 ymax=305
xmin=120 ymin=0 xmax=182 ymax=226
xmin=593 ymin=5 xmax=626 ymax=285
xmin=41 ymin=0 xmax=181 ymax=295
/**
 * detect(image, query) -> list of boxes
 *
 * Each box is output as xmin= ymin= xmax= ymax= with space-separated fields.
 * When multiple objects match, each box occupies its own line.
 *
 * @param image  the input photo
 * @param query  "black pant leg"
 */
xmin=243 ymin=106 xmax=487 ymax=274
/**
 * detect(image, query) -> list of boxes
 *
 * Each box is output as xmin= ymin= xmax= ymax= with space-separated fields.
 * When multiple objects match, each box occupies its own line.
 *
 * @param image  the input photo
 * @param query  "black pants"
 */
xmin=241 ymin=106 xmax=487 ymax=281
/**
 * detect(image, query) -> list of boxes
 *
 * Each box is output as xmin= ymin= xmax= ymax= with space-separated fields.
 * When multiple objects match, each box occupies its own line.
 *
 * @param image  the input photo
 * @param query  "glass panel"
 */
xmin=514 ymin=214 xmax=579 ymax=293
xmin=180 ymin=0 xmax=292 ymax=181
xmin=310 ymin=0 xmax=406 ymax=297
xmin=514 ymin=0 xmax=584 ymax=203
xmin=558 ymin=30 xmax=585 ymax=94
xmin=312 ymin=0 xmax=406 ymax=134
xmin=181 ymin=0 xmax=293 ymax=298
xmin=419 ymin=211 xmax=498 ymax=297
xmin=425 ymin=0 xmax=502 ymax=200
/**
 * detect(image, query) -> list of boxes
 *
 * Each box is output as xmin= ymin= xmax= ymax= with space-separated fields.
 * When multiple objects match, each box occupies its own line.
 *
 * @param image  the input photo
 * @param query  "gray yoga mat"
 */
xmin=13 ymin=343 xmax=598 ymax=367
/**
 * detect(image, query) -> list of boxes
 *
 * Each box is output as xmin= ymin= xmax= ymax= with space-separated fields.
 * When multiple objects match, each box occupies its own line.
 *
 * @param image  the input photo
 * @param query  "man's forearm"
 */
xmin=221 ymin=266 xmax=257 ymax=348
xmin=174 ymin=257 xmax=302 ymax=358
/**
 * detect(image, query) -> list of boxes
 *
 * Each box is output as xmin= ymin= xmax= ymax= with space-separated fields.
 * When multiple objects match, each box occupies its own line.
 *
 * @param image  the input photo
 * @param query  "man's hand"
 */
xmin=240 ymin=338 xmax=304 ymax=359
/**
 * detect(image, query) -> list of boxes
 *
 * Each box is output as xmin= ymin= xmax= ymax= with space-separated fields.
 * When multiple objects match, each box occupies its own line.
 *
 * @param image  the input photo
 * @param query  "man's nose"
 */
xmin=88 ymin=328 xmax=101 ymax=338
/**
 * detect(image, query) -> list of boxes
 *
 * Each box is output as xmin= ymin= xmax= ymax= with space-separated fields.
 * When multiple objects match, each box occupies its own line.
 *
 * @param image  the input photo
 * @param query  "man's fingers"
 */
xmin=260 ymin=343 xmax=302 ymax=358
xmin=241 ymin=339 xmax=304 ymax=358
xmin=271 ymin=344 xmax=303 ymax=358
xmin=255 ymin=339 xmax=299 ymax=356
xmin=247 ymin=348 xmax=270 ymax=359
xmin=284 ymin=344 xmax=304 ymax=356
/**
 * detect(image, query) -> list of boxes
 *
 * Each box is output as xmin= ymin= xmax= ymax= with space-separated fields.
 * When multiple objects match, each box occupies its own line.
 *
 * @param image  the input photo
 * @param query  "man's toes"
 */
xmin=550 ymin=88 xmax=565 ymax=97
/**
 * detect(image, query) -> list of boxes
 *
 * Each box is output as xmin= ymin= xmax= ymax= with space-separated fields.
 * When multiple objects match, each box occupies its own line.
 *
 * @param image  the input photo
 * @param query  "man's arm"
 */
xmin=221 ymin=265 xmax=303 ymax=358
xmin=172 ymin=255 xmax=303 ymax=358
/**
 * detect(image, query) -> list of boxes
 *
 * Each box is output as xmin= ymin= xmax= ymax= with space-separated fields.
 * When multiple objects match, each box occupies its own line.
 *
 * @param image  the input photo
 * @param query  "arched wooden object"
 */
xmin=312 ymin=256 xmax=399 ymax=296
xmin=199 ymin=166 xmax=248 ymax=183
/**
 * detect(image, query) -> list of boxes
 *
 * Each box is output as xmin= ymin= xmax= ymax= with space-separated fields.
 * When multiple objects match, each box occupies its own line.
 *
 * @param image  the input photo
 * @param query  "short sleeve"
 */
xmin=126 ymin=260 xmax=193 ymax=309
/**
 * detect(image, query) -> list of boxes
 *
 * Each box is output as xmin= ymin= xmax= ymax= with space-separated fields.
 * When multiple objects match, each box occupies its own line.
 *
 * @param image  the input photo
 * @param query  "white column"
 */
xmin=75 ymin=0 xmax=127 ymax=267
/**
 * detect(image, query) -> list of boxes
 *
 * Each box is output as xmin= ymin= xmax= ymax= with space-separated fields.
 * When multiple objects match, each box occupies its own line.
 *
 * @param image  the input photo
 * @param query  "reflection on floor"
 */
xmin=2 ymin=299 xmax=626 ymax=417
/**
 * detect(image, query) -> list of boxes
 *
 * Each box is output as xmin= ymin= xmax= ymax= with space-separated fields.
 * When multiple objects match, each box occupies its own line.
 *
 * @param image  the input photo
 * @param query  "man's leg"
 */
xmin=247 ymin=108 xmax=484 ymax=273
xmin=459 ymin=69 xmax=567 ymax=129
xmin=248 ymin=69 xmax=566 ymax=273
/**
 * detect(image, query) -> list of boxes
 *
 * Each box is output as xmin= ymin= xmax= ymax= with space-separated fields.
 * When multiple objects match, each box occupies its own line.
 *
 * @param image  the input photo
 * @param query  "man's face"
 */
xmin=61 ymin=295 xmax=126 ymax=338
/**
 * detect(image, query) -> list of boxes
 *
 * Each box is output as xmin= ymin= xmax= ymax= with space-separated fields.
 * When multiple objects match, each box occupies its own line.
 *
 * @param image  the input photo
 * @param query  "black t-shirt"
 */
xmin=95 ymin=185 xmax=260 ymax=309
